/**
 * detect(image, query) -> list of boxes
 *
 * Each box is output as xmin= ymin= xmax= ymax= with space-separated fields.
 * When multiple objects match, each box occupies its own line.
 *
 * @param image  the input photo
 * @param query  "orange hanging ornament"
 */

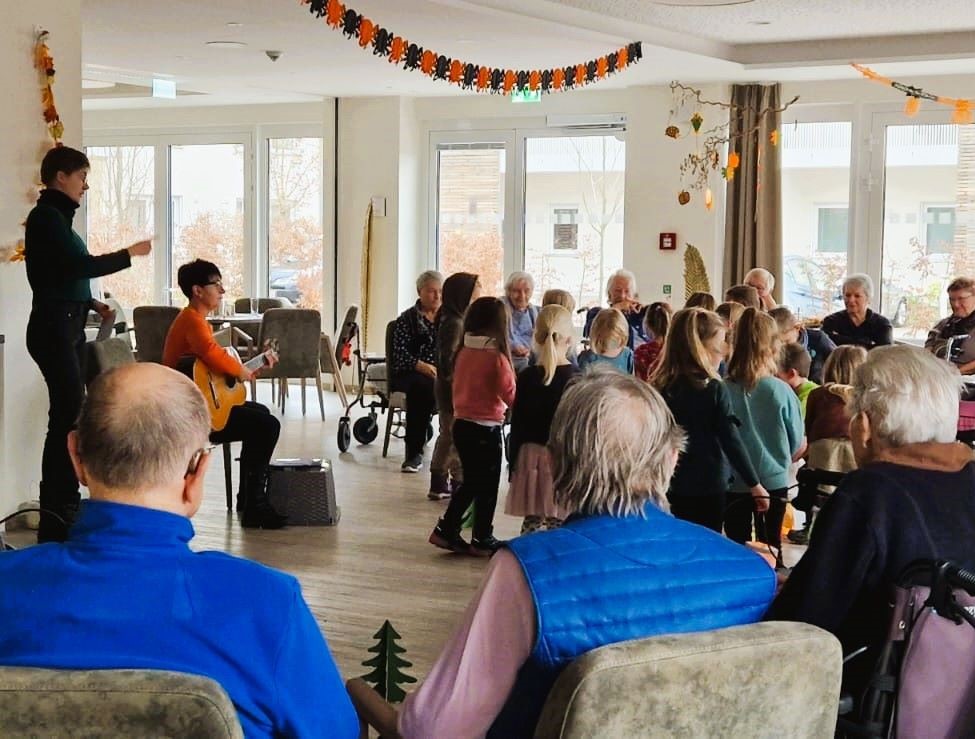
xmin=727 ymin=151 xmax=740 ymax=169
xmin=904 ymin=96 xmax=921 ymax=117
xmin=552 ymin=68 xmax=565 ymax=90
xmin=529 ymin=70 xmax=540 ymax=91
xmin=389 ymin=36 xmax=406 ymax=63
xmin=325 ymin=0 xmax=344 ymax=28
xmin=503 ymin=70 xmax=516 ymax=93
xmin=704 ymin=187 xmax=714 ymax=211
xmin=596 ymin=57 xmax=608 ymax=78
xmin=358 ymin=18 xmax=375 ymax=47
xmin=420 ymin=50 xmax=436 ymax=75
xmin=575 ymin=64 xmax=586 ymax=87
xmin=952 ymin=99 xmax=973 ymax=125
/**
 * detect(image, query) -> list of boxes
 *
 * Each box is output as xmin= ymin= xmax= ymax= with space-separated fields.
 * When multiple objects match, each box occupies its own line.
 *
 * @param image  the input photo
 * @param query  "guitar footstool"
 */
xmin=266 ymin=459 xmax=340 ymax=526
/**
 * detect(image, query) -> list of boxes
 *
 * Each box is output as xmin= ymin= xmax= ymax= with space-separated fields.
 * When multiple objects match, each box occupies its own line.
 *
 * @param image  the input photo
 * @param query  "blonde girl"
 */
xmin=578 ymin=308 xmax=633 ymax=374
xmin=723 ymin=308 xmax=806 ymax=548
xmin=505 ymin=306 xmax=579 ymax=533
xmin=653 ymin=308 xmax=768 ymax=532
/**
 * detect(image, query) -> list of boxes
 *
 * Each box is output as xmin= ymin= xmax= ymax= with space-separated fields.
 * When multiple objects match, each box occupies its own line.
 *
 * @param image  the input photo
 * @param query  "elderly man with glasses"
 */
xmin=925 ymin=276 xmax=975 ymax=374
xmin=162 ymin=259 xmax=284 ymax=528
xmin=0 ymin=363 xmax=358 ymax=739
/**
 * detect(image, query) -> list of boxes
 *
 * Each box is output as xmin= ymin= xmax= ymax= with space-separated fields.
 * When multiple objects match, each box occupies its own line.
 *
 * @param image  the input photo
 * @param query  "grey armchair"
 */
xmin=0 ymin=667 xmax=243 ymax=738
xmin=132 ymin=306 xmax=180 ymax=363
xmin=233 ymin=297 xmax=288 ymax=314
xmin=258 ymin=308 xmax=325 ymax=420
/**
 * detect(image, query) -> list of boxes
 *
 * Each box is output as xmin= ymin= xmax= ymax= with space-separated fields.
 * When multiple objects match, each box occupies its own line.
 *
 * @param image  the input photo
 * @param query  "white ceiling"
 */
xmin=81 ymin=0 xmax=975 ymax=108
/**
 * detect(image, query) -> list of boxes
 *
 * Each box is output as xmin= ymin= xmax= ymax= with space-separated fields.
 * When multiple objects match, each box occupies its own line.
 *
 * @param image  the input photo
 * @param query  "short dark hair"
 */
xmin=40 ymin=146 xmax=90 ymax=187
xmin=177 ymin=259 xmax=221 ymax=298
xmin=724 ymin=284 xmax=761 ymax=311
xmin=779 ymin=342 xmax=812 ymax=378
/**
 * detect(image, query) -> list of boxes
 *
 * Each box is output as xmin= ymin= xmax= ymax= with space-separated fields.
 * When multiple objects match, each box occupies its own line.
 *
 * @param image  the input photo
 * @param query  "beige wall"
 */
xmin=0 ymin=2 xmax=83 ymax=513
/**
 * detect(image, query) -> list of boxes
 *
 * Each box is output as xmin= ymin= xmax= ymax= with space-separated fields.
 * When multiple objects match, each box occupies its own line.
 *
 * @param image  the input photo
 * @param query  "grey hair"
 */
xmin=849 ymin=345 xmax=962 ymax=447
xmin=416 ymin=270 xmax=443 ymax=292
xmin=606 ymin=269 xmax=637 ymax=299
xmin=77 ymin=364 xmax=212 ymax=492
xmin=745 ymin=267 xmax=775 ymax=291
xmin=505 ymin=270 xmax=534 ymax=292
xmin=549 ymin=370 xmax=686 ymax=517
xmin=843 ymin=273 xmax=874 ymax=300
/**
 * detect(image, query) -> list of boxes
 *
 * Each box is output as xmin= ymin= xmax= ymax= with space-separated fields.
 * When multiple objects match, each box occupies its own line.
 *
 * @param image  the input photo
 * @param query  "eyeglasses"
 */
xmin=204 ymin=280 xmax=224 ymax=288
xmin=185 ymin=445 xmax=216 ymax=477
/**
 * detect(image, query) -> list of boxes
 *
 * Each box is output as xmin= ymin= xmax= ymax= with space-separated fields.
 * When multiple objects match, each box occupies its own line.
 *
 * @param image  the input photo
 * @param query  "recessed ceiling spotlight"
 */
xmin=653 ymin=0 xmax=755 ymax=6
xmin=206 ymin=41 xmax=247 ymax=49
xmin=226 ymin=22 xmax=243 ymax=28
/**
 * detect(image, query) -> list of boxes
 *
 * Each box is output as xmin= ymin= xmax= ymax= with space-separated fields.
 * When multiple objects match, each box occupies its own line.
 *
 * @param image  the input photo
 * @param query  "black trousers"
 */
xmin=724 ymin=487 xmax=788 ymax=549
xmin=26 ymin=301 xmax=89 ymax=537
xmin=210 ymin=401 xmax=280 ymax=488
xmin=441 ymin=420 xmax=502 ymax=540
xmin=393 ymin=371 xmax=435 ymax=459
xmin=669 ymin=493 xmax=725 ymax=533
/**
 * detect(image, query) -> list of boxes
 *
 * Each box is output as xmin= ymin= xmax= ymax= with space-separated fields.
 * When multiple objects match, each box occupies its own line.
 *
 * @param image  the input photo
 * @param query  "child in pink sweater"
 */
xmin=430 ymin=297 xmax=516 ymax=556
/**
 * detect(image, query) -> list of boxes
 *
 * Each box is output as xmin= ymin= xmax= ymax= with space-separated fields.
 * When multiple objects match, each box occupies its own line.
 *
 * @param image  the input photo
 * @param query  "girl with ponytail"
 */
xmin=653 ymin=308 xmax=769 ymax=532
xmin=505 ymin=305 xmax=579 ymax=533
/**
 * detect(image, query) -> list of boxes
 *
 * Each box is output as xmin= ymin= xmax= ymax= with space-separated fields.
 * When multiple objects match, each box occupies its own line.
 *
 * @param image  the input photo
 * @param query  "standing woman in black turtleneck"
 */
xmin=25 ymin=146 xmax=151 ymax=543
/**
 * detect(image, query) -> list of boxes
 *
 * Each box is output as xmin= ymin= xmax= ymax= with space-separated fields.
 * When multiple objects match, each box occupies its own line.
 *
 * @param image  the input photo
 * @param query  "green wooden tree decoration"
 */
xmin=360 ymin=620 xmax=417 ymax=703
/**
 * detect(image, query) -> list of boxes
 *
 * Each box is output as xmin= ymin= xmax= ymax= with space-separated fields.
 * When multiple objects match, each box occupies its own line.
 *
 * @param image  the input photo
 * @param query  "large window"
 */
xmin=433 ymin=129 xmax=625 ymax=314
xmin=85 ymin=146 xmax=155 ymax=308
xmin=170 ymin=143 xmax=246 ymax=304
xmin=268 ymin=137 xmax=324 ymax=314
xmin=780 ymin=121 xmax=852 ymax=319
xmin=435 ymin=142 xmax=506 ymax=296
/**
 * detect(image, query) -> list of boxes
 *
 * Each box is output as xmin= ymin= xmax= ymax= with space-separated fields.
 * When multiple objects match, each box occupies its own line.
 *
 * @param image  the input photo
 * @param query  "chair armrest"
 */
xmin=346 ymin=678 xmax=401 ymax=738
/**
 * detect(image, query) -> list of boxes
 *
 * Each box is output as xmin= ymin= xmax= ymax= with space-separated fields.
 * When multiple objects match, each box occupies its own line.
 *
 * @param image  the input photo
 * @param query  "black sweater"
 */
xmin=662 ymin=377 xmax=759 ymax=497
xmin=508 ymin=364 xmax=578 ymax=469
xmin=24 ymin=189 xmax=131 ymax=305
xmin=821 ymin=309 xmax=893 ymax=350
xmin=768 ymin=460 xmax=975 ymax=657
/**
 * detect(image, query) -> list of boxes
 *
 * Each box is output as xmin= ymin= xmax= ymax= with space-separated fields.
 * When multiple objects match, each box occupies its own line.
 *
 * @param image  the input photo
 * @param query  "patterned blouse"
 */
xmin=392 ymin=300 xmax=438 ymax=375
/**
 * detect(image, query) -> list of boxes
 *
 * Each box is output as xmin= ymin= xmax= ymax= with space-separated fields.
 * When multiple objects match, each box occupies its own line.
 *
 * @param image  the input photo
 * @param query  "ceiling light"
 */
xmin=206 ymin=41 xmax=247 ymax=49
xmin=81 ymin=79 xmax=116 ymax=89
xmin=226 ymin=22 xmax=243 ymax=28
xmin=749 ymin=20 xmax=771 ymax=24
xmin=653 ymin=0 xmax=755 ymax=6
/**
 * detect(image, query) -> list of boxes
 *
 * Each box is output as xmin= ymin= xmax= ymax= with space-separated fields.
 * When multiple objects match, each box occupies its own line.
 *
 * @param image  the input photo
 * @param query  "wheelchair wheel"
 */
xmin=353 ymin=415 xmax=379 ymax=444
xmin=337 ymin=417 xmax=352 ymax=453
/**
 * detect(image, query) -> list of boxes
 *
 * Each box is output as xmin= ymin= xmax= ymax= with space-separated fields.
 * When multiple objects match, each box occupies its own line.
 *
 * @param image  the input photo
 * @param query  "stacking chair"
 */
xmin=233 ymin=297 xmax=288 ymax=314
xmin=381 ymin=320 xmax=408 ymax=458
xmin=132 ymin=306 xmax=179 ymax=363
xmin=258 ymin=308 xmax=325 ymax=420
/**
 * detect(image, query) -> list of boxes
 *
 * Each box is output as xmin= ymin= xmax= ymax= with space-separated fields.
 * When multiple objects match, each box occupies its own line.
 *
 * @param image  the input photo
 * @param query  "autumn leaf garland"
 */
xmin=300 ymin=0 xmax=642 ymax=94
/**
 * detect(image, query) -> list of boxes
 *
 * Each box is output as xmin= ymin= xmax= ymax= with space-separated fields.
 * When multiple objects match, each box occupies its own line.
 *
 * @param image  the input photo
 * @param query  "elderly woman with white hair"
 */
xmin=394 ymin=371 xmax=775 ymax=738
xmin=502 ymin=271 xmax=539 ymax=372
xmin=744 ymin=267 xmax=777 ymax=311
xmin=768 ymin=345 xmax=975 ymax=694
xmin=583 ymin=268 xmax=650 ymax=349
xmin=391 ymin=270 xmax=443 ymax=473
xmin=820 ymin=273 xmax=893 ymax=349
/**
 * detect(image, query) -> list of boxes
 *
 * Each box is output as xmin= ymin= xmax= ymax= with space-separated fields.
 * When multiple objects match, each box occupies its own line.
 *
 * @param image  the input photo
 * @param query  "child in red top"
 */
xmin=430 ymin=298 xmax=516 ymax=556
xmin=634 ymin=302 xmax=672 ymax=382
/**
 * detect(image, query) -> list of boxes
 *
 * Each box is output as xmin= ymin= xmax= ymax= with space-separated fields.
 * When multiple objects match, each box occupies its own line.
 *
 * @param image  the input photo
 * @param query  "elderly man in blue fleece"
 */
xmin=0 ymin=363 xmax=358 ymax=739
xmin=503 ymin=270 xmax=540 ymax=372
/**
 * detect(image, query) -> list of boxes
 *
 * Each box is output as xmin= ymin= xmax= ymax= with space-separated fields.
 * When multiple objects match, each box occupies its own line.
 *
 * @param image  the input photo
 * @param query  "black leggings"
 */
xmin=724 ymin=487 xmax=788 ymax=549
xmin=393 ymin=371 xmax=436 ymax=459
xmin=210 ymin=401 xmax=280 ymax=487
xmin=441 ymin=420 xmax=502 ymax=540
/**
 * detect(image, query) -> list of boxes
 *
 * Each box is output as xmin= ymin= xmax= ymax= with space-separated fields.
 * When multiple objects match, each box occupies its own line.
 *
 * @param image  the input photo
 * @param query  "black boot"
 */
xmin=37 ymin=483 xmax=78 ymax=544
xmin=240 ymin=469 xmax=287 ymax=530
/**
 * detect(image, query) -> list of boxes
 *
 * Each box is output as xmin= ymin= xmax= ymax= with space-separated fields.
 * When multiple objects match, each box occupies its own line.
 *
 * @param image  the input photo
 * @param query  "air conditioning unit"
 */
xmin=546 ymin=113 xmax=627 ymax=129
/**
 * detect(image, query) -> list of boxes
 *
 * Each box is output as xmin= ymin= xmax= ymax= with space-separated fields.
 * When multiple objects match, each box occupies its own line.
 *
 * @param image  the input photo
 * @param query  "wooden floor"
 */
xmin=8 ymin=380 xmax=804 ymax=686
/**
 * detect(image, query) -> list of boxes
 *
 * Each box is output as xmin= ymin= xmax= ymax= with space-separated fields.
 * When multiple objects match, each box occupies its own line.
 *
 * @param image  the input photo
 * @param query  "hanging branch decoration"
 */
xmin=665 ymin=81 xmax=798 ymax=208
xmin=300 ymin=0 xmax=642 ymax=94
xmin=852 ymin=63 xmax=975 ymax=123
xmin=3 ymin=30 xmax=64 ymax=264
xmin=683 ymin=243 xmax=711 ymax=298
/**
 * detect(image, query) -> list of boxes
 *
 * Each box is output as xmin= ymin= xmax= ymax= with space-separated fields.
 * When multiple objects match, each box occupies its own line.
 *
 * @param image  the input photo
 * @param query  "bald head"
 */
xmin=77 ymin=364 xmax=211 ymax=494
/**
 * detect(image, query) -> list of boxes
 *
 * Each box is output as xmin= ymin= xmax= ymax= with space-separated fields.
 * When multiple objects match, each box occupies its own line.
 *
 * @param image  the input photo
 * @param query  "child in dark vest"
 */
xmin=505 ymin=305 xmax=579 ymax=534
xmin=430 ymin=297 xmax=516 ymax=556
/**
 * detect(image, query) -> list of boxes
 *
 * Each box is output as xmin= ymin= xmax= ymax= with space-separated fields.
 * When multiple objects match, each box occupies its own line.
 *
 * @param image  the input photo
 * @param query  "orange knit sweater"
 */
xmin=162 ymin=308 xmax=242 ymax=377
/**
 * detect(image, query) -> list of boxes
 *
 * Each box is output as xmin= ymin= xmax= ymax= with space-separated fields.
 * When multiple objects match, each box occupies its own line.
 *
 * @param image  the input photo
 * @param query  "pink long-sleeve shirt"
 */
xmin=452 ymin=335 xmax=517 ymax=425
xmin=398 ymin=550 xmax=536 ymax=739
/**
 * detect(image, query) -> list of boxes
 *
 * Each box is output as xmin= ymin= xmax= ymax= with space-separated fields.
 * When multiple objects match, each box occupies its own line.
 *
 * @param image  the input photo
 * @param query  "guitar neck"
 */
xmin=243 ymin=352 xmax=271 ymax=372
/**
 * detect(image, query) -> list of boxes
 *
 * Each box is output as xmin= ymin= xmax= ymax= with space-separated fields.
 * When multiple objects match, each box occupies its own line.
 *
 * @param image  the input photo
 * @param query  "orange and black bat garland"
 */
xmin=302 ymin=0 xmax=642 ymax=94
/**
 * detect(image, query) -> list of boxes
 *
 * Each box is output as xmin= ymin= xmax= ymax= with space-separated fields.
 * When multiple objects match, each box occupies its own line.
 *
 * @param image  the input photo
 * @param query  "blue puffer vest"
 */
xmin=488 ymin=506 xmax=776 ymax=737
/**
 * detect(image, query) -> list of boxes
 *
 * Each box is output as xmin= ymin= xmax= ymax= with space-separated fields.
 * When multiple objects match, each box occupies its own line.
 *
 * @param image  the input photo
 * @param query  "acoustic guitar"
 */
xmin=179 ymin=340 xmax=279 ymax=431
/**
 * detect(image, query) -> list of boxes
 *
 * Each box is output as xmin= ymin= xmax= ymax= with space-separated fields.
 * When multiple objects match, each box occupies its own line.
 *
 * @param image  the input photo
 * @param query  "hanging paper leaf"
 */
xmin=904 ymin=96 xmax=921 ymax=116
xmin=953 ymin=100 xmax=973 ymax=125
xmin=678 ymin=190 xmax=691 ymax=205
xmin=704 ymin=187 xmax=714 ymax=210
xmin=769 ymin=129 xmax=779 ymax=146
xmin=690 ymin=112 xmax=703 ymax=133
xmin=727 ymin=151 xmax=740 ymax=169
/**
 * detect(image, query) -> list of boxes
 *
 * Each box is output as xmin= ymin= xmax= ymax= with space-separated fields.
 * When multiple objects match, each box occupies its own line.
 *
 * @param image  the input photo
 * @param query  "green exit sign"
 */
xmin=663 ymin=284 xmax=672 ymax=295
xmin=511 ymin=90 xmax=541 ymax=104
